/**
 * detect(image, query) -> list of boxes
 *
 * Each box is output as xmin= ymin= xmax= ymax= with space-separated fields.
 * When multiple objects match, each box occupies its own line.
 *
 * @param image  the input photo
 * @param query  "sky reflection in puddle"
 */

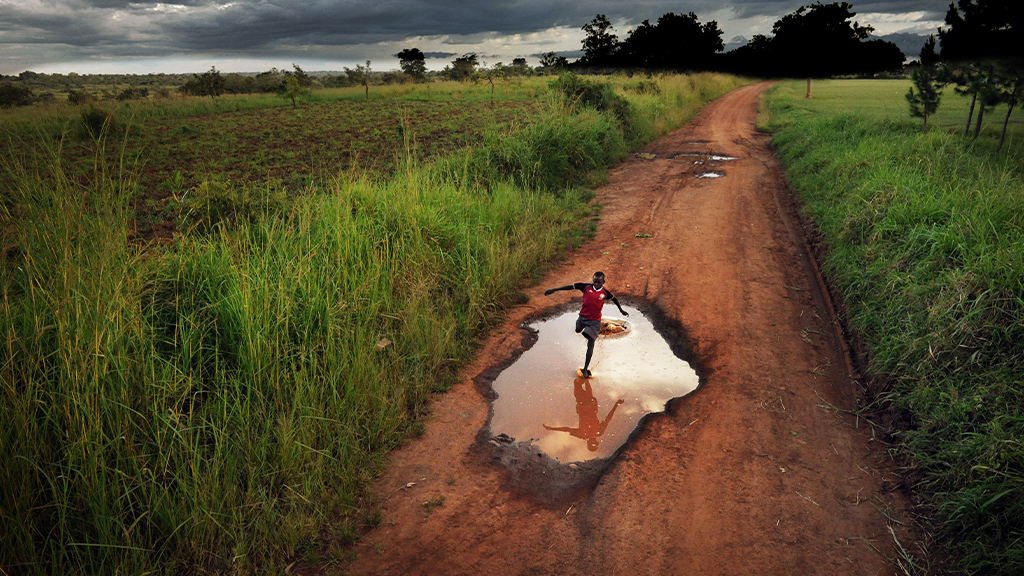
xmin=489 ymin=306 xmax=699 ymax=463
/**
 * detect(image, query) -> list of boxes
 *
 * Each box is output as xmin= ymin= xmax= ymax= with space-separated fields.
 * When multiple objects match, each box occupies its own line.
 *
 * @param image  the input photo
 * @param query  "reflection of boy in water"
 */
xmin=544 ymin=271 xmax=627 ymax=378
xmin=544 ymin=377 xmax=625 ymax=452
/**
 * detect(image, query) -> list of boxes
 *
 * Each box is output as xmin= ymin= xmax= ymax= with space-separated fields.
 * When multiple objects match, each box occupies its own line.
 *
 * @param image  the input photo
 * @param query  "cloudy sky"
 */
xmin=0 ymin=1 xmax=952 ymax=75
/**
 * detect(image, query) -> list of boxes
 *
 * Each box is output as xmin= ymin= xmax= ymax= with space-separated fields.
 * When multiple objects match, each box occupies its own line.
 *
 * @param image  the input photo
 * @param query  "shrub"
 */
xmin=116 ymin=87 xmax=149 ymax=101
xmin=67 ymin=90 xmax=93 ymax=105
xmin=175 ymin=177 xmax=289 ymax=233
xmin=549 ymin=72 xmax=633 ymax=133
xmin=0 ymin=83 xmax=34 ymax=108
xmin=77 ymin=107 xmax=121 ymax=139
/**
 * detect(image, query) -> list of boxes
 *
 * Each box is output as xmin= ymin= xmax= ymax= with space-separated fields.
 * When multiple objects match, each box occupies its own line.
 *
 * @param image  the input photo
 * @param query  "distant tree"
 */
xmin=580 ymin=14 xmax=619 ymax=66
xmin=183 ymin=66 xmax=226 ymax=97
xmin=511 ymin=58 xmax=529 ymax=76
xmin=283 ymin=75 xmax=302 ymax=107
xmin=770 ymin=2 xmax=875 ymax=77
xmin=618 ymin=12 xmax=724 ymax=69
xmin=344 ymin=61 xmax=372 ymax=100
xmin=539 ymin=52 xmax=569 ymax=73
xmin=450 ymin=54 xmax=478 ymax=81
xmin=396 ymin=48 xmax=427 ymax=81
xmin=287 ymin=64 xmax=314 ymax=88
xmin=255 ymin=68 xmax=286 ymax=92
xmin=906 ymin=66 xmax=944 ymax=129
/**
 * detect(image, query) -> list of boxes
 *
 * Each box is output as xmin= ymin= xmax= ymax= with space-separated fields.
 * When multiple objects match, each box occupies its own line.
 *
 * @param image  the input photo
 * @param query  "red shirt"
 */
xmin=576 ymin=283 xmax=613 ymax=321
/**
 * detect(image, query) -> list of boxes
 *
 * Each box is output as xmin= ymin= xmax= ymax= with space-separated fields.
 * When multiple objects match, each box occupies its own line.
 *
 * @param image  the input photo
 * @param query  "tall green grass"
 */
xmin=763 ymin=80 xmax=1024 ymax=575
xmin=1 ymin=72 xmax=748 ymax=574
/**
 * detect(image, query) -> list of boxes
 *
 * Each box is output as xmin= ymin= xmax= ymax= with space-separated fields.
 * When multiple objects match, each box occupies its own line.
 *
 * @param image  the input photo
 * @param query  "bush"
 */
xmin=0 ymin=83 xmax=34 ymax=108
xmin=77 ymin=107 xmax=121 ymax=139
xmin=67 ymin=90 xmax=93 ymax=105
xmin=116 ymin=87 xmax=149 ymax=101
xmin=549 ymin=72 xmax=633 ymax=135
xmin=175 ymin=177 xmax=289 ymax=233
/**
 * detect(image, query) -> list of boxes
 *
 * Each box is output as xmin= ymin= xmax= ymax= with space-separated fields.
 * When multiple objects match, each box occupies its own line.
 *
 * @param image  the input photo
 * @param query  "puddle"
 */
xmin=696 ymin=171 xmax=725 ymax=178
xmin=489 ymin=306 xmax=699 ymax=463
xmin=673 ymin=153 xmax=739 ymax=162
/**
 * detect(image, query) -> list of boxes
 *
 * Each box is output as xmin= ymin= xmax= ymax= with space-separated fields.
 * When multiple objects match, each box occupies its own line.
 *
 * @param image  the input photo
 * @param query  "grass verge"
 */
xmin=1 ymin=72 xmax=747 ymax=574
xmin=762 ymin=80 xmax=1023 ymax=575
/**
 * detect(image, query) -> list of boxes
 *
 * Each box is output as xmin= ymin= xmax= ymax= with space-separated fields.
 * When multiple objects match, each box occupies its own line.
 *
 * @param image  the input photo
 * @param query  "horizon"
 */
xmin=1 ymin=1 xmax=950 ymax=76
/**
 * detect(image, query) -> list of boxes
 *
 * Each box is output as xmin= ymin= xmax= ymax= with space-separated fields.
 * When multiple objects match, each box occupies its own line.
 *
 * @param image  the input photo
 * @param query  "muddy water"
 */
xmin=489 ymin=306 xmax=699 ymax=463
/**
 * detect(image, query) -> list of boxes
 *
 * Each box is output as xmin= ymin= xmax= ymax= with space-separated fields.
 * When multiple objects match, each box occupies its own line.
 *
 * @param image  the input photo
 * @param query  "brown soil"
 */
xmin=342 ymin=82 xmax=913 ymax=575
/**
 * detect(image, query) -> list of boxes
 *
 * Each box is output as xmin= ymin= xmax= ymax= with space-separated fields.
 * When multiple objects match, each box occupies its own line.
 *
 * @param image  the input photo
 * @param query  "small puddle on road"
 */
xmin=489 ymin=306 xmax=699 ymax=463
xmin=696 ymin=171 xmax=725 ymax=179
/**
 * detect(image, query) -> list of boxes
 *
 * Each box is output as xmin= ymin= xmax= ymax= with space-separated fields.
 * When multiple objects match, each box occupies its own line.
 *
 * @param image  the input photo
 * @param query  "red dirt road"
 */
xmin=343 ymin=82 xmax=912 ymax=575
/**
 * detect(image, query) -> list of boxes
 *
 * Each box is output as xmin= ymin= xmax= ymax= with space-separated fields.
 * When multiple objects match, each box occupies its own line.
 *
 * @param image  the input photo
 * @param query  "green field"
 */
xmin=762 ymin=78 xmax=1024 ymax=141
xmin=0 ymin=72 xmax=749 ymax=575
xmin=763 ymin=79 xmax=1023 ymax=575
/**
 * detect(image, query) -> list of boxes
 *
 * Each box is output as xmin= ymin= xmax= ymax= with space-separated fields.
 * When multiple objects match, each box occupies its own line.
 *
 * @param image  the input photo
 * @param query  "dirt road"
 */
xmin=343 ymin=82 xmax=911 ymax=575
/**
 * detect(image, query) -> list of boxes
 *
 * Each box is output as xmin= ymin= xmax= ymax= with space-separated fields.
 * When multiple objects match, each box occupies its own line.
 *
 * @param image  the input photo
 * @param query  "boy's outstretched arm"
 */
xmin=544 ymin=284 xmax=575 ymax=296
xmin=611 ymin=296 xmax=629 ymax=316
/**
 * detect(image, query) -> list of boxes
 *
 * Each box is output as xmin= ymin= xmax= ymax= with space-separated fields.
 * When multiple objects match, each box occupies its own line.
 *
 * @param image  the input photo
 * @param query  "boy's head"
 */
xmin=592 ymin=271 xmax=605 ymax=288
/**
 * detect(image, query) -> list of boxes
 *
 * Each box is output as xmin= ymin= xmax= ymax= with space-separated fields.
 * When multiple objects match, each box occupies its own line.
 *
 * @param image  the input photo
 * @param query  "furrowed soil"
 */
xmin=341 ymin=82 xmax=914 ymax=575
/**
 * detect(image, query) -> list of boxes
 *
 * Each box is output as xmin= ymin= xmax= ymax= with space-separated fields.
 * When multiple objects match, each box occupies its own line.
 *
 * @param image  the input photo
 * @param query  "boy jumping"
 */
xmin=544 ymin=271 xmax=628 ymax=378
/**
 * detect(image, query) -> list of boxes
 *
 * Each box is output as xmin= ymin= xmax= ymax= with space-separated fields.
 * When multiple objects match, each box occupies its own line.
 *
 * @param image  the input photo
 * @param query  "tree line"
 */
xmin=571 ymin=2 xmax=904 ymax=78
xmin=6 ymin=1 xmax=1019 ymax=110
xmin=905 ymin=0 xmax=1021 ymax=150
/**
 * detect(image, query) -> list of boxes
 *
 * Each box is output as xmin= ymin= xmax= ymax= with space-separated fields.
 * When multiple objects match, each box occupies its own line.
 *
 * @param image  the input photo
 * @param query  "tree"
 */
xmin=996 ymin=70 xmax=1023 ymax=151
xmin=511 ymin=58 xmax=529 ymax=76
xmin=580 ymin=14 xmax=619 ymax=66
xmin=196 ymin=66 xmax=226 ymax=97
xmin=937 ymin=0 xmax=1022 ymax=144
xmin=344 ymin=61 xmax=372 ymax=101
xmin=396 ymin=48 xmax=427 ymax=81
xmin=619 ymin=12 xmax=724 ymax=70
xmin=182 ymin=66 xmax=226 ymax=98
xmin=938 ymin=0 xmax=1022 ymax=63
xmin=770 ymin=2 xmax=878 ymax=77
xmin=450 ymin=54 xmax=478 ymax=81
xmin=287 ymin=64 xmax=314 ymax=88
xmin=920 ymin=35 xmax=940 ymax=67
xmin=283 ymin=76 xmax=302 ymax=107
xmin=717 ymin=2 xmax=903 ymax=77
xmin=906 ymin=66 xmax=944 ymax=129
xmin=539 ymin=52 xmax=569 ymax=73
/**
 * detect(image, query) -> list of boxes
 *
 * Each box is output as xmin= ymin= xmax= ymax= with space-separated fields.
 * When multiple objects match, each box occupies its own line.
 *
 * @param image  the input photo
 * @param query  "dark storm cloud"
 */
xmin=726 ymin=1 xmax=949 ymax=20
xmin=0 ymin=0 xmax=954 ymax=71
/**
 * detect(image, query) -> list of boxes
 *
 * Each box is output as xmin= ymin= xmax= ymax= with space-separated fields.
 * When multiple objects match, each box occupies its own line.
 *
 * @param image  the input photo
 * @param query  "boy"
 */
xmin=544 ymin=271 xmax=628 ymax=378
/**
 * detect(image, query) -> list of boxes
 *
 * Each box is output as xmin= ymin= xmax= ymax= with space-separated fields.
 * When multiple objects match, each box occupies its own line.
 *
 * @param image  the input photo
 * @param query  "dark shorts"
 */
xmin=575 ymin=316 xmax=601 ymax=341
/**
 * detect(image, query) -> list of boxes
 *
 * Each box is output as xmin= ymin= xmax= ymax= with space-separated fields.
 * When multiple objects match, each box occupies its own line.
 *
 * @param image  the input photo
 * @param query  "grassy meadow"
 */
xmin=762 ymin=79 xmax=1023 ymax=575
xmin=0 ymin=72 xmax=749 ymax=574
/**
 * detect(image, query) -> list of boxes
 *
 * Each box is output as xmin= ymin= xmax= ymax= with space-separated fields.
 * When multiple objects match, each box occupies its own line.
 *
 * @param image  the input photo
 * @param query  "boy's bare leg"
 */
xmin=583 ymin=336 xmax=595 ymax=376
